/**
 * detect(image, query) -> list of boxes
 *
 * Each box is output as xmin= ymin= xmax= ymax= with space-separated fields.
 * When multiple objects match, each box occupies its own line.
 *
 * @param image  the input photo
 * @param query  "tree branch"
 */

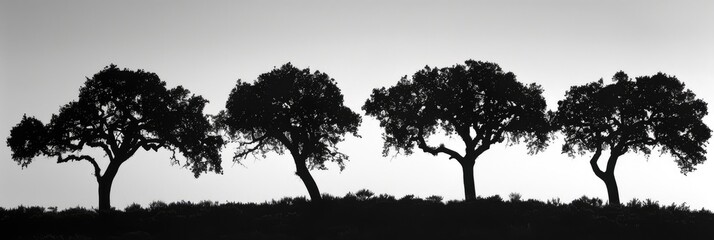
xmin=455 ymin=125 xmax=474 ymax=150
xmin=623 ymin=137 xmax=656 ymax=148
xmin=85 ymin=141 xmax=115 ymax=162
xmin=589 ymin=145 xmax=605 ymax=180
xmin=245 ymin=133 xmax=269 ymax=145
xmin=472 ymin=124 xmax=485 ymax=147
xmin=274 ymin=131 xmax=300 ymax=157
xmin=57 ymin=154 xmax=102 ymax=180
xmin=413 ymin=135 xmax=463 ymax=161
xmin=234 ymin=139 xmax=267 ymax=160
xmin=126 ymin=138 xmax=164 ymax=159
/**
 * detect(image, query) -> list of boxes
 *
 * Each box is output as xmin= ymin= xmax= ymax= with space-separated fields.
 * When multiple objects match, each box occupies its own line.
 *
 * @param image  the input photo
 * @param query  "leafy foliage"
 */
xmin=553 ymin=71 xmax=711 ymax=174
xmin=6 ymin=64 xmax=224 ymax=177
xmin=217 ymin=63 xmax=361 ymax=171
xmin=6 ymin=115 xmax=46 ymax=167
xmin=363 ymin=60 xmax=549 ymax=161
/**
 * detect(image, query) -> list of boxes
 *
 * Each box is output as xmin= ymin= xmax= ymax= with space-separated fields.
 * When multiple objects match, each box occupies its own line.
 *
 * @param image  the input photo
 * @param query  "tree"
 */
xmin=6 ymin=65 xmax=224 ymax=211
xmin=552 ymin=71 xmax=711 ymax=205
xmin=363 ymin=60 xmax=549 ymax=201
xmin=217 ymin=63 xmax=361 ymax=202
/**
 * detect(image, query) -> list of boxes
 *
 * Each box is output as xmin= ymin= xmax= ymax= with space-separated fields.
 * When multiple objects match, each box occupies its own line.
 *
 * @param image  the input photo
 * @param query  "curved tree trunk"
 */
xmin=294 ymin=158 xmax=322 ymax=202
xmin=591 ymin=150 xmax=621 ymax=206
xmin=460 ymin=160 xmax=476 ymax=201
xmin=98 ymin=161 xmax=122 ymax=212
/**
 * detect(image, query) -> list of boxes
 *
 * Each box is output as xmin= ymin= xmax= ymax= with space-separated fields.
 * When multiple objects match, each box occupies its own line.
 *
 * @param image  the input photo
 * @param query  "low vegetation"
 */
xmin=2 ymin=191 xmax=712 ymax=239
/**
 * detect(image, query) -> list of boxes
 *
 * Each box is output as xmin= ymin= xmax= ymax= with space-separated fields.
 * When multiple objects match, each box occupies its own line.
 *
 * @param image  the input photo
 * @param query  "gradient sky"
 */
xmin=1 ymin=0 xmax=713 ymax=210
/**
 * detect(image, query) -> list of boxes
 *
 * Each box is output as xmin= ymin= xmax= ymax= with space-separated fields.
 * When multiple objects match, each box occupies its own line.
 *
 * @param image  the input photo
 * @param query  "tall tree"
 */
xmin=552 ymin=71 xmax=711 ymax=205
xmin=217 ymin=63 xmax=361 ymax=202
xmin=363 ymin=60 xmax=549 ymax=201
xmin=6 ymin=65 xmax=224 ymax=211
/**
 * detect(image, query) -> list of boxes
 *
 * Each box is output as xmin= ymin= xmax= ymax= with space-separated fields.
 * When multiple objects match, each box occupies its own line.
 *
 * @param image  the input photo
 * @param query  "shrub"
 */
xmin=321 ymin=193 xmax=336 ymax=201
xmin=376 ymin=194 xmax=396 ymax=201
xmin=46 ymin=206 xmax=58 ymax=213
xmin=61 ymin=206 xmax=93 ymax=215
xmin=124 ymin=203 xmax=143 ymax=212
xmin=571 ymin=196 xmax=603 ymax=208
xmin=425 ymin=195 xmax=443 ymax=203
xmin=484 ymin=195 xmax=503 ymax=203
xmin=547 ymin=198 xmax=562 ymax=206
xmin=355 ymin=189 xmax=375 ymax=200
xmin=508 ymin=192 xmax=522 ymax=202
xmin=666 ymin=202 xmax=690 ymax=212
xmin=400 ymin=194 xmax=416 ymax=202
xmin=149 ymin=201 xmax=168 ymax=211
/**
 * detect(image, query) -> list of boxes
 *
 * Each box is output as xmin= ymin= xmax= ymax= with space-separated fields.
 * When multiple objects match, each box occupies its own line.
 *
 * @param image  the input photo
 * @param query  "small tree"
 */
xmin=217 ymin=63 xmax=361 ymax=202
xmin=363 ymin=60 xmax=549 ymax=201
xmin=552 ymin=71 xmax=710 ymax=205
xmin=6 ymin=65 xmax=224 ymax=211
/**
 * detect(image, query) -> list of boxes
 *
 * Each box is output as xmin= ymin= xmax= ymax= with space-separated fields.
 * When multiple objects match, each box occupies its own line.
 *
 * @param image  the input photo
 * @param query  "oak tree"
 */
xmin=6 ymin=65 xmax=224 ymax=211
xmin=363 ymin=60 xmax=549 ymax=200
xmin=217 ymin=63 xmax=361 ymax=202
xmin=552 ymin=71 xmax=711 ymax=205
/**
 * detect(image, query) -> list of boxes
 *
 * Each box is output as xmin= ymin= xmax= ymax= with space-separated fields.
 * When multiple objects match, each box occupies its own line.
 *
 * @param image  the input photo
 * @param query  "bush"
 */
xmin=571 ymin=196 xmax=603 ymax=208
xmin=508 ymin=192 xmax=522 ymax=202
xmin=484 ymin=195 xmax=503 ymax=203
xmin=149 ymin=200 xmax=168 ymax=211
xmin=124 ymin=203 xmax=143 ymax=212
xmin=547 ymin=198 xmax=562 ymax=206
xmin=425 ymin=195 xmax=443 ymax=203
xmin=399 ymin=194 xmax=416 ymax=201
xmin=61 ymin=206 xmax=93 ymax=215
xmin=355 ymin=189 xmax=375 ymax=200
xmin=375 ymin=194 xmax=396 ymax=201
xmin=2 ymin=192 xmax=712 ymax=239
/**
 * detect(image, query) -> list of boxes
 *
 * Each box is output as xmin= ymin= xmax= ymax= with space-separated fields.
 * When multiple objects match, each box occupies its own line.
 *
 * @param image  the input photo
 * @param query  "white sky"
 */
xmin=1 ymin=0 xmax=713 ymax=210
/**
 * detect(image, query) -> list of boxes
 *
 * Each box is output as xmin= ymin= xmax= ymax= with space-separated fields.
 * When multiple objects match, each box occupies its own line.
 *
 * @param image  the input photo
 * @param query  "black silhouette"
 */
xmin=6 ymin=65 xmax=224 ymax=212
xmin=216 ymin=63 xmax=361 ymax=202
xmin=552 ymin=71 xmax=711 ymax=205
xmin=3 ymin=193 xmax=713 ymax=239
xmin=363 ymin=60 xmax=549 ymax=201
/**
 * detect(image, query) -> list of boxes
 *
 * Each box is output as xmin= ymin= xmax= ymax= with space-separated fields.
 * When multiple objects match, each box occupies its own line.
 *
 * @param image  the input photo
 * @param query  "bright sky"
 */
xmin=1 ymin=0 xmax=713 ymax=210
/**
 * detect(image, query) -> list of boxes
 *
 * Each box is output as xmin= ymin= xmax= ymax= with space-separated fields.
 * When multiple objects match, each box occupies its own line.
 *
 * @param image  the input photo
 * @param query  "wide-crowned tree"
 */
xmin=217 ymin=63 xmax=361 ymax=202
xmin=552 ymin=71 xmax=711 ymax=205
xmin=363 ymin=60 xmax=549 ymax=201
xmin=6 ymin=65 xmax=224 ymax=211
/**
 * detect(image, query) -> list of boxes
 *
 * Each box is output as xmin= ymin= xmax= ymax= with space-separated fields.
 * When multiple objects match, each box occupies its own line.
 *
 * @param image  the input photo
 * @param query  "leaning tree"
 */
xmin=363 ymin=60 xmax=549 ymax=201
xmin=6 ymin=65 xmax=224 ymax=211
xmin=217 ymin=63 xmax=361 ymax=202
xmin=552 ymin=71 xmax=711 ymax=205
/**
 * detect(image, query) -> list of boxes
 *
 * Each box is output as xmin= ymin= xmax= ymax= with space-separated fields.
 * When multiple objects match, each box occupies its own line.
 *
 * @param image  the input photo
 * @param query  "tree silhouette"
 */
xmin=363 ymin=60 xmax=549 ymax=201
xmin=217 ymin=63 xmax=361 ymax=202
xmin=6 ymin=65 xmax=224 ymax=211
xmin=552 ymin=71 xmax=711 ymax=205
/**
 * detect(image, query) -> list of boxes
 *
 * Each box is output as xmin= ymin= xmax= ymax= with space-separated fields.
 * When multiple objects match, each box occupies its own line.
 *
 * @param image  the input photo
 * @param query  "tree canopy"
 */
xmin=552 ymin=71 xmax=710 ymax=205
xmin=6 ymin=64 xmax=224 ymax=210
xmin=217 ymin=63 xmax=361 ymax=200
xmin=363 ymin=60 xmax=549 ymax=200
xmin=364 ymin=60 xmax=549 ymax=158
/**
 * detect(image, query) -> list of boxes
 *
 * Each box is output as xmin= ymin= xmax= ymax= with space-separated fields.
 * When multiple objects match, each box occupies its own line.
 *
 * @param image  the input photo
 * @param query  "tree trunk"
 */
xmin=98 ymin=178 xmax=113 ymax=212
xmin=98 ymin=161 xmax=121 ymax=212
xmin=603 ymin=173 xmax=620 ymax=206
xmin=294 ymin=158 xmax=322 ymax=202
xmin=460 ymin=160 xmax=476 ymax=201
xmin=591 ymin=151 xmax=621 ymax=206
xmin=603 ymin=152 xmax=621 ymax=206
